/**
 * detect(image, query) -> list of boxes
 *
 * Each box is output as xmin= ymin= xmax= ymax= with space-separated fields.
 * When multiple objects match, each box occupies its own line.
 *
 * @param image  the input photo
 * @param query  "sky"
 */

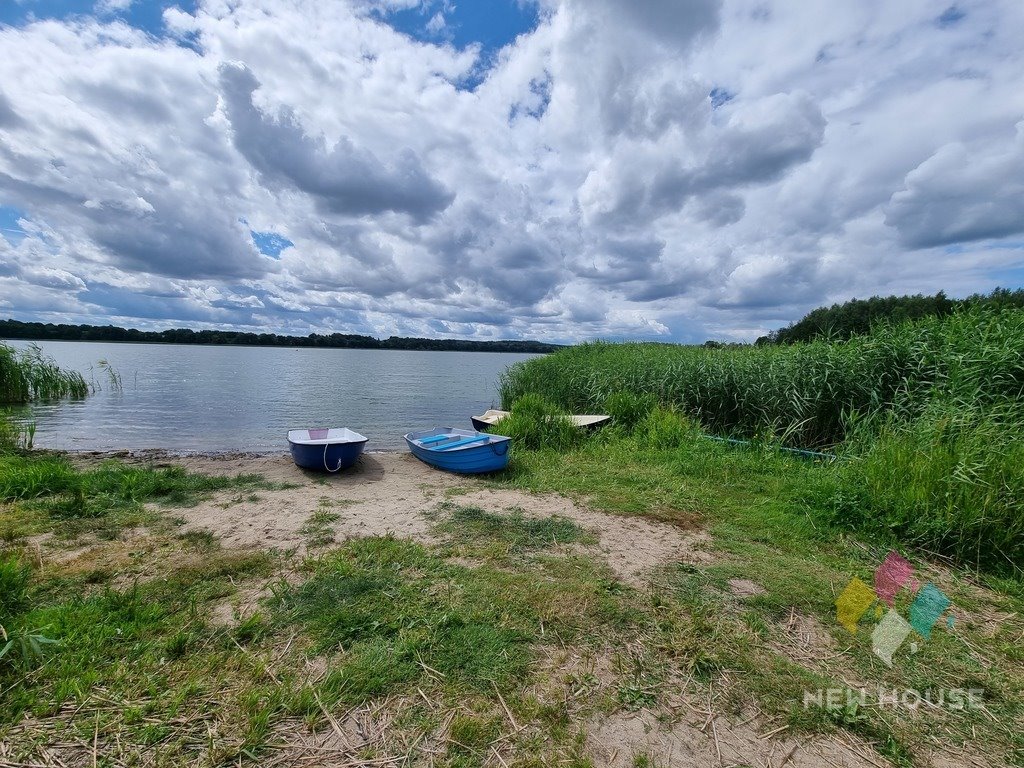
xmin=1 ymin=0 xmax=1023 ymax=343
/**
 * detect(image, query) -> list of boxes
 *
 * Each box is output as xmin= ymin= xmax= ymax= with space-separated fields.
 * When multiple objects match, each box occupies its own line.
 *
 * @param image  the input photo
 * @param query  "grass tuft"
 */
xmin=0 ymin=553 xmax=31 ymax=621
xmin=494 ymin=394 xmax=583 ymax=452
xmin=435 ymin=503 xmax=591 ymax=553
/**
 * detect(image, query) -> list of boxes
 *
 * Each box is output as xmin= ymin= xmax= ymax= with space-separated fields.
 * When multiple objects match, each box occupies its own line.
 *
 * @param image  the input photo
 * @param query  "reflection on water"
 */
xmin=7 ymin=341 xmax=537 ymax=452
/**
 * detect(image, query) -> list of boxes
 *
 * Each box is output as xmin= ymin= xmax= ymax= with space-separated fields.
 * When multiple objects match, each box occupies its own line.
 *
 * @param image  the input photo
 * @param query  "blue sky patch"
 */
xmin=0 ymin=1 xmax=198 ymax=39
xmin=251 ymin=230 xmax=293 ymax=259
xmin=937 ymin=5 xmax=966 ymax=28
xmin=525 ymin=72 xmax=552 ymax=117
xmin=987 ymin=265 xmax=1024 ymax=290
xmin=983 ymin=240 xmax=1024 ymax=251
xmin=380 ymin=0 xmax=540 ymax=87
xmin=709 ymin=87 xmax=735 ymax=109
xmin=509 ymin=71 xmax=552 ymax=122
xmin=0 ymin=205 xmax=27 ymax=245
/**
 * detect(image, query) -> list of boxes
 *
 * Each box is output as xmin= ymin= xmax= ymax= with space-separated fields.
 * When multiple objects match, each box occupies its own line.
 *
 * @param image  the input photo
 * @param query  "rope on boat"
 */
xmin=323 ymin=442 xmax=343 ymax=473
xmin=491 ymin=440 xmax=509 ymax=456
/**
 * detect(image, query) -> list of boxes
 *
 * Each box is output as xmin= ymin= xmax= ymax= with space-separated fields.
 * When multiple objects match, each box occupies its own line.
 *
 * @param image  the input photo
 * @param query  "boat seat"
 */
xmin=436 ymin=435 xmax=490 ymax=451
xmin=419 ymin=434 xmax=457 ymax=445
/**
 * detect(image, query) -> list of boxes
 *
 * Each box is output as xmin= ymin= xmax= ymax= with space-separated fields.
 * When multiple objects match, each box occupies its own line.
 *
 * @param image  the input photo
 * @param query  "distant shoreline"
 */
xmin=0 ymin=318 xmax=561 ymax=354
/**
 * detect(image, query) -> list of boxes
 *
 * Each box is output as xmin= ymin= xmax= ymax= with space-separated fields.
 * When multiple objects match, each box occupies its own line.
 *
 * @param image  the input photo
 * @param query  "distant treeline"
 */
xmin=0 ymin=319 xmax=561 ymax=354
xmin=759 ymin=287 xmax=1024 ymax=344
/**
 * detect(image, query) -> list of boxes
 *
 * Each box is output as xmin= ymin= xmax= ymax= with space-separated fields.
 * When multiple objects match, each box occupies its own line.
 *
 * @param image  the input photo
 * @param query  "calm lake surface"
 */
xmin=8 ymin=341 xmax=539 ymax=452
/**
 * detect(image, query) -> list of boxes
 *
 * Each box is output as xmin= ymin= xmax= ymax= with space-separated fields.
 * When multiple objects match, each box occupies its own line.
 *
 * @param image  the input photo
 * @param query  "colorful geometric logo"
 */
xmin=835 ymin=551 xmax=954 ymax=666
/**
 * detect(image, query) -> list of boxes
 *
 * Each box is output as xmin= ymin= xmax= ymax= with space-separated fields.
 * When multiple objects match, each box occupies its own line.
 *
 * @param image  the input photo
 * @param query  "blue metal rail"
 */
xmin=705 ymin=435 xmax=837 ymax=461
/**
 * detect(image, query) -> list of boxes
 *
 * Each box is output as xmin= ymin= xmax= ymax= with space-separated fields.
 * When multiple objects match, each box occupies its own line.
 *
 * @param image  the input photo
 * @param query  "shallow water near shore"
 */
xmin=7 ymin=340 xmax=538 ymax=452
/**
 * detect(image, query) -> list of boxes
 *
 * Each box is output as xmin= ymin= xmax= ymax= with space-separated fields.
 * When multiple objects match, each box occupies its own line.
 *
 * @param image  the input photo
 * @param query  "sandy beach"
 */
xmin=65 ymin=450 xmax=713 ymax=586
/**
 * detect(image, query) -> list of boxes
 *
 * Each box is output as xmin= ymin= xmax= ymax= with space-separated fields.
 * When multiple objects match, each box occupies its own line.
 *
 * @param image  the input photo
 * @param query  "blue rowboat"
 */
xmin=287 ymin=428 xmax=368 ymax=472
xmin=404 ymin=427 xmax=511 ymax=474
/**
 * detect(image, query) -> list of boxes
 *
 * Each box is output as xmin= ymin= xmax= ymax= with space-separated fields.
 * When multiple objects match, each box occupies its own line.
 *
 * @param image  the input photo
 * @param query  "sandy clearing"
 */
xmin=586 ymin=708 xmax=893 ymax=768
xmin=170 ymin=452 xmax=458 ymax=552
xmin=97 ymin=451 xmax=710 ymax=587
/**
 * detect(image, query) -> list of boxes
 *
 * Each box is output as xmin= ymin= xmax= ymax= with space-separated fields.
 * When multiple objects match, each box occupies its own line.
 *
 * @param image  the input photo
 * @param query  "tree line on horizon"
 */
xmin=4 ymin=286 xmax=1022 ymax=352
xmin=757 ymin=287 xmax=1024 ymax=345
xmin=0 ymin=319 xmax=561 ymax=354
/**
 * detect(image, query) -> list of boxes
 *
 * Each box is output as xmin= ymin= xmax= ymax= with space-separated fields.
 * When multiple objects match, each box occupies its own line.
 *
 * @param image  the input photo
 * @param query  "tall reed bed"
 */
xmin=829 ymin=403 xmax=1024 ymax=571
xmin=0 ymin=343 xmax=88 ymax=404
xmin=500 ymin=308 xmax=1024 ymax=571
xmin=499 ymin=308 xmax=1024 ymax=449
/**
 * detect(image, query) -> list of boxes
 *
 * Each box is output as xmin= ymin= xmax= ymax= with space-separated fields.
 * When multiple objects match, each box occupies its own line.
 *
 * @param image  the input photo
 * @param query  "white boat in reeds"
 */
xmin=470 ymin=409 xmax=610 ymax=432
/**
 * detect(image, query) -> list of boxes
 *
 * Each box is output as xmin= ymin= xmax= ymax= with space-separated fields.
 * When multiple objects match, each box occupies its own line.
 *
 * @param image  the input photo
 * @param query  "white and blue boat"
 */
xmin=404 ymin=427 xmax=511 ymax=474
xmin=287 ymin=428 xmax=368 ymax=472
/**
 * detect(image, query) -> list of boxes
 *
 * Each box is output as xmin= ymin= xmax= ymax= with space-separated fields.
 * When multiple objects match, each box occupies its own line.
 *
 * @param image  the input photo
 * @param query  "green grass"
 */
xmin=0 ymin=544 xmax=276 ymax=719
xmin=825 ymin=404 xmax=1024 ymax=570
xmin=272 ymin=535 xmax=626 ymax=708
xmin=0 ymin=453 xmax=286 ymax=540
xmin=492 ymin=393 xmax=585 ymax=452
xmin=491 ymin=430 xmax=1024 ymax=765
xmin=433 ymin=502 xmax=593 ymax=554
xmin=0 ymin=553 xmax=31 ymax=621
xmin=3 ymin=436 xmax=1022 ymax=765
xmin=299 ymin=498 xmax=343 ymax=549
xmin=0 ymin=448 xmax=300 ymax=762
xmin=0 ymin=454 xmax=271 ymax=504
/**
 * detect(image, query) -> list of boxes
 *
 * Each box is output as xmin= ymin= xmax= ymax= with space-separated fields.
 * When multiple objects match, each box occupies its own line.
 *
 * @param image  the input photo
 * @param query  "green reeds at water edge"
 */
xmin=499 ymin=308 xmax=1024 ymax=573
xmin=499 ymin=307 xmax=1024 ymax=450
xmin=1 ymin=343 xmax=88 ymax=451
xmin=0 ymin=343 xmax=88 ymax=404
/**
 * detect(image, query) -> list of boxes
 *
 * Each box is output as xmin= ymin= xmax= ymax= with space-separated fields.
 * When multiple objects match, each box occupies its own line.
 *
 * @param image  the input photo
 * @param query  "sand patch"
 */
xmin=170 ymin=453 xmax=459 ymax=553
xmin=768 ymin=609 xmax=868 ymax=691
xmin=113 ymin=452 xmax=712 ymax=587
xmin=586 ymin=707 xmax=891 ymax=768
xmin=451 ymin=487 xmax=712 ymax=587
xmin=209 ymin=582 xmax=267 ymax=626
xmin=728 ymin=577 xmax=766 ymax=598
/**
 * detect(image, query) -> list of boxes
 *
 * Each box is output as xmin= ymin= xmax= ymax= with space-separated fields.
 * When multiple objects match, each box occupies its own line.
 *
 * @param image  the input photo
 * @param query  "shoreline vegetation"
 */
xmin=761 ymin=286 xmax=1024 ymax=345
xmin=499 ymin=306 xmax=1024 ymax=573
xmin=0 ymin=319 xmax=561 ymax=354
xmin=2 ymin=303 xmax=1023 ymax=766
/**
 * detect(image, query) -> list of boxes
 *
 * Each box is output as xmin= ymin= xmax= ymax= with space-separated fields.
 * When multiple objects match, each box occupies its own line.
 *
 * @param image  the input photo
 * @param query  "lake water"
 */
xmin=7 ymin=341 xmax=538 ymax=452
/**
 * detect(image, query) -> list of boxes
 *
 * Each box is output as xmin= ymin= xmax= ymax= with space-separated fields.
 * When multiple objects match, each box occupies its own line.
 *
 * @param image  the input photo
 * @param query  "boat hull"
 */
xmin=470 ymin=416 xmax=496 ymax=432
xmin=287 ymin=428 xmax=368 ymax=472
xmin=405 ymin=427 xmax=511 ymax=474
xmin=471 ymin=410 xmax=610 ymax=432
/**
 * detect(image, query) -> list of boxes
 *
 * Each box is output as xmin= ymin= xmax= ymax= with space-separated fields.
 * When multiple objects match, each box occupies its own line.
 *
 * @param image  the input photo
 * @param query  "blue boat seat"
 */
xmin=419 ymin=434 xmax=457 ymax=445
xmin=435 ymin=435 xmax=491 ymax=451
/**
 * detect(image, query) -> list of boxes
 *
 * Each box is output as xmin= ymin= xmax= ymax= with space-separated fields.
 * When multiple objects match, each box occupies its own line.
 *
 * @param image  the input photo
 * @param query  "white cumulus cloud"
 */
xmin=0 ymin=0 xmax=1022 ymax=342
